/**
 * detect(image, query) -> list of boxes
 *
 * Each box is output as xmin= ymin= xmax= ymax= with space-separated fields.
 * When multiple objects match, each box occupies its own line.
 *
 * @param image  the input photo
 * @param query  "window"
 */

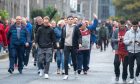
xmin=101 ymin=6 xmax=109 ymax=19
xmin=77 ymin=4 xmax=80 ymax=12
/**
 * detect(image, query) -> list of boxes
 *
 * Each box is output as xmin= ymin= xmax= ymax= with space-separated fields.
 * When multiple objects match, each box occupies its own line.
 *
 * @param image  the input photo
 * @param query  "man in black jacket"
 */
xmin=32 ymin=16 xmax=43 ymax=67
xmin=61 ymin=16 xmax=82 ymax=80
xmin=35 ymin=16 xmax=56 ymax=79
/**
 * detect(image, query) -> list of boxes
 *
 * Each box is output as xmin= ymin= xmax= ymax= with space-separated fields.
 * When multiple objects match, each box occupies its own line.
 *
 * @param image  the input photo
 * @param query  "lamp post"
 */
xmin=27 ymin=0 xmax=30 ymax=20
xmin=89 ymin=0 xmax=92 ymax=20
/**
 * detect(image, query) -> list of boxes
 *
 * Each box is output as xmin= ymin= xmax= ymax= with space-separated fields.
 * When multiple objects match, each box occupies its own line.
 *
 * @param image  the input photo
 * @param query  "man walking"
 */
xmin=112 ymin=21 xmax=128 ymax=83
xmin=35 ymin=16 xmax=56 ymax=79
xmin=7 ymin=16 xmax=30 ymax=74
xmin=61 ymin=16 xmax=82 ymax=80
xmin=124 ymin=20 xmax=140 ymax=83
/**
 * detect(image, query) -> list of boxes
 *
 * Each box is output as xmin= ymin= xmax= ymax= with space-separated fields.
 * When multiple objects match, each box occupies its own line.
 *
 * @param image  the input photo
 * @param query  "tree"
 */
xmin=0 ymin=9 xmax=9 ymax=20
xmin=44 ymin=6 xmax=60 ymax=22
xmin=30 ymin=9 xmax=45 ymax=19
xmin=113 ymin=0 xmax=140 ymax=20
xmin=30 ymin=6 xmax=60 ymax=22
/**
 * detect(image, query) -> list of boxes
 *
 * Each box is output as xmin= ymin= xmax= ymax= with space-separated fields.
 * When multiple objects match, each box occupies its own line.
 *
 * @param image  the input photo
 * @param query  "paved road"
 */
xmin=0 ymin=45 xmax=129 ymax=84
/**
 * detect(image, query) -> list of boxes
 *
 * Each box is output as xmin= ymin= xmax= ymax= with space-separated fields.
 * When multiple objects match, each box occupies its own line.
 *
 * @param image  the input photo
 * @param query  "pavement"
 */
xmin=0 ymin=45 xmax=137 ymax=84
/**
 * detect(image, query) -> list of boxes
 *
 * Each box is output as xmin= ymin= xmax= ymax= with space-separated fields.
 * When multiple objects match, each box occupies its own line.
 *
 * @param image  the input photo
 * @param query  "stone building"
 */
xmin=0 ymin=0 xmax=28 ymax=18
xmin=43 ymin=0 xmax=98 ymax=20
xmin=98 ymin=0 xmax=115 ymax=20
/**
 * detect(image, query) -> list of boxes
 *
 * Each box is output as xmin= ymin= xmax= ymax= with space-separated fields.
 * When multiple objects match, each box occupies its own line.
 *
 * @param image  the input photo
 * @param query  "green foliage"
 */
xmin=0 ymin=9 xmax=9 ymax=20
xmin=113 ymin=0 xmax=140 ymax=21
xmin=108 ymin=16 xmax=122 ymax=21
xmin=30 ymin=9 xmax=45 ymax=19
xmin=30 ymin=6 xmax=60 ymax=22
xmin=44 ymin=5 xmax=60 ymax=22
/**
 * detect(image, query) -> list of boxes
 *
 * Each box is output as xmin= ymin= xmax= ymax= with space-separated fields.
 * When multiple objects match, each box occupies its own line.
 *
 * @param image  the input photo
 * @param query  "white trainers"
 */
xmin=44 ymin=74 xmax=49 ymax=79
xmin=135 ymin=76 xmax=140 ymax=83
xmin=128 ymin=79 xmax=134 ymax=83
xmin=39 ymin=69 xmax=43 ymax=77
xmin=63 ymin=75 xmax=68 ymax=80
xmin=68 ymin=64 xmax=71 ymax=69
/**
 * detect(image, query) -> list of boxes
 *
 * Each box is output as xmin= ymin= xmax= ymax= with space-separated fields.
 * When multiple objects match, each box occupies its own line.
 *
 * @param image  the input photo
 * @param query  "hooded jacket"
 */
xmin=124 ymin=28 xmax=140 ymax=53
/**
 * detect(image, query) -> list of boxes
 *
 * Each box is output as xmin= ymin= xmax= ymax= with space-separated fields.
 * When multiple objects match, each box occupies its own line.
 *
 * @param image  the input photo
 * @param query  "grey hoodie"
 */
xmin=124 ymin=28 xmax=140 ymax=53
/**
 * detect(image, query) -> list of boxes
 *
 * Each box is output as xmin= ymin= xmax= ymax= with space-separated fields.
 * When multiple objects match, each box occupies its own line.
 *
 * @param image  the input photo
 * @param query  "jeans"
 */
xmin=114 ymin=54 xmax=128 ymax=80
xmin=55 ymin=49 xmax=64 ymax=70
xmin=64 ymin=46 xmax=77 ymax=75
xmin=128 ymin=52 xmax=140 ymax=79
xmin=10 ymin=45 xmax=25 ymax=71
xmin=77 ymin=50 xmax=90 ymax=71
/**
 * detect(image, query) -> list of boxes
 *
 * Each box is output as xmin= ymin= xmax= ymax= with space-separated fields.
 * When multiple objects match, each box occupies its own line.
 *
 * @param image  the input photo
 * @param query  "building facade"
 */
xmin=43 ymin=0 xmax=98 ymax=20
xmin=0 ymin=0 xmax=28 ymax=18
xmin=30 ymin=0 xmax=44 ymax=10
xmin=98 ymin=0 xmax=115 ymax=20
xmin=0 ymin=0 xmax=115 ymax=20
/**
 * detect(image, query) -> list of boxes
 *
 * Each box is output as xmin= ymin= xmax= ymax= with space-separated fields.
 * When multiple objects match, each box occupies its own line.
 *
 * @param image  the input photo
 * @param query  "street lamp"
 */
xmin=27 ymin=0 xmax=30 ymax=20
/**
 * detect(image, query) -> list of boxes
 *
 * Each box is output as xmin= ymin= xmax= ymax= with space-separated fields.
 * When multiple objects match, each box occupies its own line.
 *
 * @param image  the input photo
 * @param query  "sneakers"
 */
xmin=78 ymin=70 xmax=81 ymax=74
xmin=68 ymin=64 xmax=71 ymax=69
xmin=63 ymin=75 xmax=68 ymax=80
xmin=57 ymin=69 xmax=61 ymax=74
xmin=128 ymin=78 xmax=134 ymax=83
xmin=39 ymin=69 xmax=43 ymax=77
xmin=8 ymin=68 xmax=13 ymax=74
xmin=83 ymin=71 xmax=87 ymax=75
xmin=135 ymin=76 xmax=140 ymax=83
xmin=44 ymin=74 xmax=49 ymax=79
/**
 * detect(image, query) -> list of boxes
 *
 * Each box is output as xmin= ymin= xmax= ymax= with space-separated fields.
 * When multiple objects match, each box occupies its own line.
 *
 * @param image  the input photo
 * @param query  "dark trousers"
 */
xmin=99 ymin=37 xmax=106 ymax=51
xmin=32 ymin=46 xmax=38 ymax=65
xmin=114 ymin=54 xmax=128 ymax=80
xmin=128 ymin=52 xmax=140 ymax=79
xmin=15 ymin=55 xmax=17 ymax=65
xmin=24 ymin=45 xmax=32 ymax=66
xmin=64 ymin=46 xmax=77 ymax=75
xmin=77 ymin=50 xmax=90 ymax=71
xmin=10 ymin=45 xmax=25 ymax=71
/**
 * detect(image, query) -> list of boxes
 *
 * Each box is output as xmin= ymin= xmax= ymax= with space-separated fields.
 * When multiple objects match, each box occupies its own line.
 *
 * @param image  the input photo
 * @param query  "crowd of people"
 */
xmin=0 ymin=12 xmax=140 ymax=83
